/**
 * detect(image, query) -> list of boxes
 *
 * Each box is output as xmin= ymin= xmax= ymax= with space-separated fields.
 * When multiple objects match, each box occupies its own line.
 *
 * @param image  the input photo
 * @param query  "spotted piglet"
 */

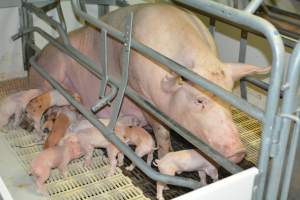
xmin=29 ymin=139 xmax=82 ymax=194
xmin=42 ymin=106 xmax=79 ymax=149
xmin=154 ymin=149 xmax=218 ymax=200
xmin=25 ymin=89 xmax=80 ymax=136
xmin=119 ymin=126 xmax=156 ymax=171
xmin=0 ymin=89 xmax=42 ymax=129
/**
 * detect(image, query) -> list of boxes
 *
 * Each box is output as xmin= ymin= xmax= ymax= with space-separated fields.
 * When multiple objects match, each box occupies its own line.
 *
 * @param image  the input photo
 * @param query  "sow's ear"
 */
xmin=161 ymin=72 xmax=184 ymax=93
xmin=225 ymin=63 xmax=271 ymax=81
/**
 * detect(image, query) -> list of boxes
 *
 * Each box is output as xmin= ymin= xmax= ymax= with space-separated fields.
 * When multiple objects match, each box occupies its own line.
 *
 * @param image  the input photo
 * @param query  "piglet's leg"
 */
xmin=146 ymin=149 xmax=154 ymax=166
xmin=198 ymin=171 xmax=207 ymax=186
xmin=126 ymin=146 xmax=149 ymax=171
xmin=13 ymin=109 xmax=22 ymax=128
xmin=152 ymin=123 xmax=171 ymax=158
xmin=83 ymin=145 xmax=94 ymax=167
xmin=117 ymin=152 xmax=124 ymax=167
xmin=107 ymin=146 xmax=119 ymax=177
xmin=156 ymin=182 xmax=165 ymax=200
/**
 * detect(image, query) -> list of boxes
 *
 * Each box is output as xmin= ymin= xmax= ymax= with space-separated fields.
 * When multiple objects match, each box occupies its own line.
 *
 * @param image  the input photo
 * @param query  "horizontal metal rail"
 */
xmin=12 ymin=25 xmax=243 ymax=175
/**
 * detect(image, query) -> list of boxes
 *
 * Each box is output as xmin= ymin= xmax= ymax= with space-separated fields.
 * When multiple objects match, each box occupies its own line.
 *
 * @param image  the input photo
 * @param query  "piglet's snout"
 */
xmin=43 ymin=128 xmax=50 ymax=134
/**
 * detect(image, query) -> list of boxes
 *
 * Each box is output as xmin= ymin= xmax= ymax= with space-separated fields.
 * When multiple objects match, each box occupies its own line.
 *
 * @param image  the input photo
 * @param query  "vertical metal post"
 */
xmin=239 ymin=31 xmax=248 ymax=100
xmin=98 ymin=4 xmax=109 ymax=18
xmin=209 ymin=18 xmax=216 ymax=37
xmin=99 ymin=29 xmax=108 ymax=98
xmin=280 ymin=111 xmax=300 ymax=200
xmin=20 ymin=0 xmax=34 ymax=71
xmin=108 ymin=13 xmax=133 ymax=129
xmin=56 ymin=1 xmax=67 ymax=31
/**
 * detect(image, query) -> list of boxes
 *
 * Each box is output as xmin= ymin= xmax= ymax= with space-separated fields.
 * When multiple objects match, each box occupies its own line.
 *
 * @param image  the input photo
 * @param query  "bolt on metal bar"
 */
xmin=23 ymin=2 xmax=70 ymax=46
xmin=16 ymin=25 xmax=242 ymax=174
xmin=280 ymin=111 xmax=300 ymax=200
xmin=239 ymin=30 xmax=248 ymax=100
xmin=71 ymin=0 xmax=265 ymax=122
xmin=29 ymin=53 xmax=203 ymax=190
xmin=172 ymin=2 xmax=285 ymax=199
xmin=266 ymin=40 xmax=300 ymax=200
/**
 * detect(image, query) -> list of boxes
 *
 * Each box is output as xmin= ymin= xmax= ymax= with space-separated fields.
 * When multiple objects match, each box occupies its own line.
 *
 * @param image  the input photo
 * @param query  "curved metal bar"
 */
xmin=29 ymin=54 xmax=203 ymax=190
xmin=266 ymin=40 xmax=300 ymax=200
xmin=18 ymin=26 xmax=242 ymax=174
xmin=23 ymin=2 xmax=70 ymax=46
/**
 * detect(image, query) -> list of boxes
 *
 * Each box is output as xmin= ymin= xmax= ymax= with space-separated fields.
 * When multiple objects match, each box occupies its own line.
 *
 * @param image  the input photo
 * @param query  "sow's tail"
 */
xmin=153 ymin=159 xmax=160 ymax=167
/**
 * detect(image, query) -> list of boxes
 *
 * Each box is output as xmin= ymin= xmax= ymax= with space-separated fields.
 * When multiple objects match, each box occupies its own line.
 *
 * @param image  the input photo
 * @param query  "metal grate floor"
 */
xmin=232 ymin=107 xmax=262 ymax=164
xmin=1 ymin=128 xmax=149 ymax=200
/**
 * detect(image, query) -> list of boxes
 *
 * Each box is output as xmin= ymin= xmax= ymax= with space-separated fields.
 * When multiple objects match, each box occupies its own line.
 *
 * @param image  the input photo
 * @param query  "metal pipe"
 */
xmin=239 ymin=31 xmax=248 ymax=100
xmin=18 ymin=26 xmax=242 ymax=174
xmin=29 ymin=54 xmax=203 ymax=190
xmin=71 ymin=0 xmax=265 ymax=122
xmin=23 ymin=2 xmax=70 ymax=46
xmin=91 ymin=85 xmax=117 ymax=112
xmin=280 ymin=111 xmax=300 ymax=200
xmin=245 ymin=0 xmax=263 ymax=13
xmin=266 ymin=40 xmax=300 ymax=200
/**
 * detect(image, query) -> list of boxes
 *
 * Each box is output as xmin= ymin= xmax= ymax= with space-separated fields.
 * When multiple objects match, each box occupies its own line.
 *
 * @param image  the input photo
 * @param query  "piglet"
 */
xmin=42 ymin=106 xmax=79 ymax=149
xmin=0 ymin=89 xmax=42 ymax=129
xmin=120 ymin=126 xmax=156 ymax=171
xmin=29 ymin=139 xmax=82 ymax=194
xmin=154 ymin=149 xmax=218 ymax=200
xmin=25 ymin=89 xmax=80 ymax=135
xmin=63 ymin=119 xmax=127 ymax=177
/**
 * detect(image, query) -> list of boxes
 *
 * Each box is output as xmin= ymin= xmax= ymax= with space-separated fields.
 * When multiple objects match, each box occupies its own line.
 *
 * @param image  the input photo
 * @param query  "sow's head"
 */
xmin=161 ymin=63 xmax=270 ymax=163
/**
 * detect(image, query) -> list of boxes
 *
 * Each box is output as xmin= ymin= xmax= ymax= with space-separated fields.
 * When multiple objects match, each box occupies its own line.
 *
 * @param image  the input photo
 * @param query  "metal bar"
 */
xmin=16 ymin=26 xmax=242 ymax=174
xmin=172 ymin=1 xmax=284 ymax=200
xmin=71 ymin=0 xmax=265 ymax=122
xmin=98 ymin=4 xmax=109 ymax=17
xmin=266 ymin=40 xmax=300 ymax=200
xmin=280 ymin=111 xmax=300 ymax=200
xmin=23 ymin=2 xmax=70 ymax=46
xmin=209 ymin=18 xmax=216 ymax=37
xmin=79 ymin=0 xmax=87 ymax=13
xmin=56 ymin=1 xmax=67 ymax=31
xmin=20 ymin=3 xmax=35 ymax=71
xmin=108 ymin=13 xmax=133 ymax=130
xmin=245 ymin=0 xmax=263 ymax=13
xmin=29 ymin=53 xmax=203 ymax=190
xmin=239 ymin=31 xmax=248 ymax=100
xmin=99 ymin=29 xmax=108 ymax=98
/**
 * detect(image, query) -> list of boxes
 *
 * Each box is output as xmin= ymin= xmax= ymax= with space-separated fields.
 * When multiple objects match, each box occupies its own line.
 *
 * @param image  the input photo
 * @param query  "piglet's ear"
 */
xmin=225 ymin=63 xmax=271 ymax=81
